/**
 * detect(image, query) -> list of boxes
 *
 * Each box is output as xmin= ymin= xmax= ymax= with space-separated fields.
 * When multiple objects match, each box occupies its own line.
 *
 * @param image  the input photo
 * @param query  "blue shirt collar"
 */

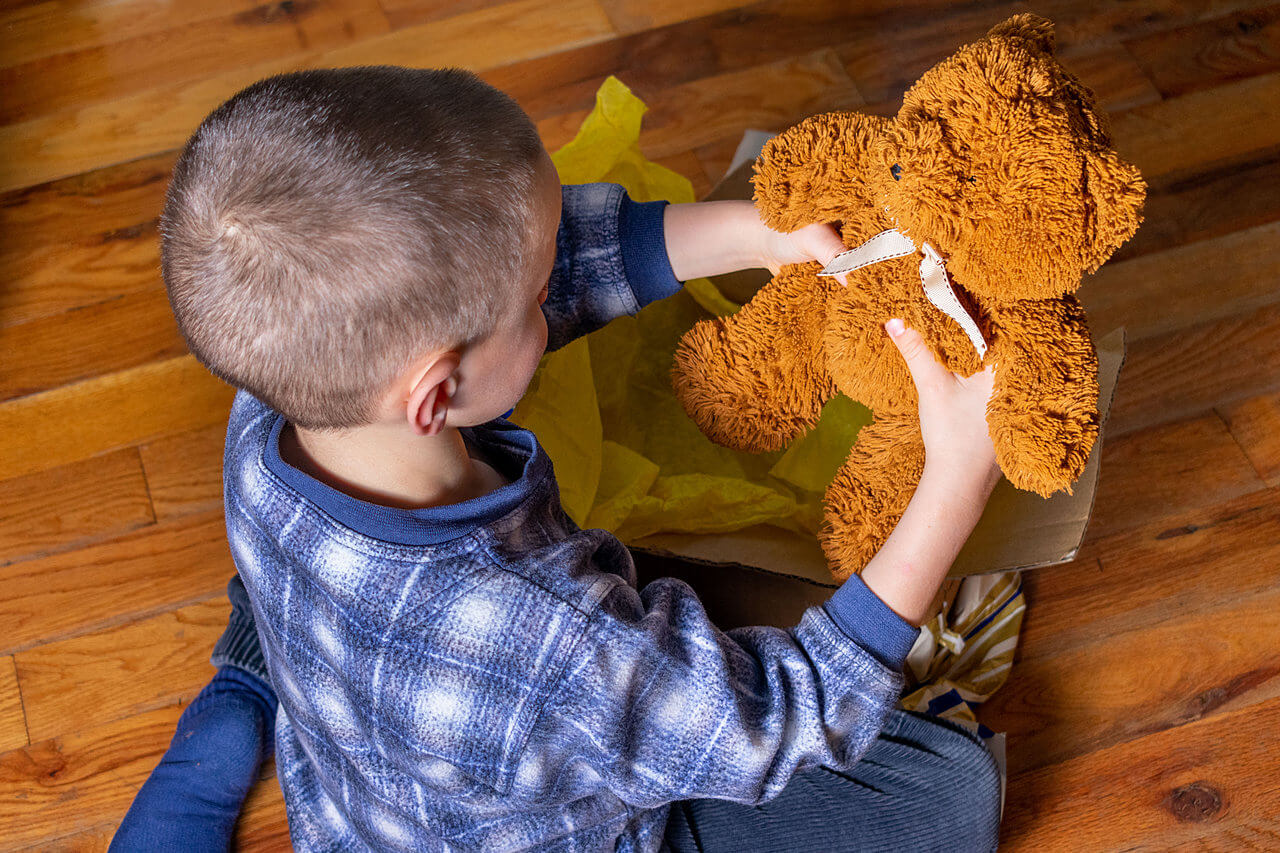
xmin=262 ymin=415 xmax=549 ymax=546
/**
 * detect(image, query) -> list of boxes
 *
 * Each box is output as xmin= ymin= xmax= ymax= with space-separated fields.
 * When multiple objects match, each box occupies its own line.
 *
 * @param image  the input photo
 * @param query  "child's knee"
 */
xmin=885 ymin=711 xmax=1001 ymax=850
xmin=922 ymin=719 xmax=1002 ymax=850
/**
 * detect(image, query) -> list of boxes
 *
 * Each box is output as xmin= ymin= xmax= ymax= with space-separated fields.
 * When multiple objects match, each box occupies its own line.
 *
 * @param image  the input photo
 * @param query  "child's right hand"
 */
xmin=885 ymin=318 xmax=1001 ymax=492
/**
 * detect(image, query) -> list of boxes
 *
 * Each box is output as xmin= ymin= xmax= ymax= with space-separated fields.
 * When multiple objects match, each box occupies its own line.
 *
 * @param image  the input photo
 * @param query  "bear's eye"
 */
xmin=890 ymin=163 xmax=902 ymax=181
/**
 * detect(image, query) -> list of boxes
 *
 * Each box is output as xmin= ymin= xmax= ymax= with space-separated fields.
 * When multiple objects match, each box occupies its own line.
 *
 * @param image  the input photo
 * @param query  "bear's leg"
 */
xmin=673 ymin=265 xmax=838 ymax=453
xmin=987 ymin=297 xmax=1100 ymax=497
xmin=821 ymin=411 xmax=926 ymax=582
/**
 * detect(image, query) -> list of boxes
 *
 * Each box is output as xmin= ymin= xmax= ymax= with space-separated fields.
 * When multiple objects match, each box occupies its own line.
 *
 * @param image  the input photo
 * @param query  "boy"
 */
xmin=114 ymin=67 xmax=1001 ymax=851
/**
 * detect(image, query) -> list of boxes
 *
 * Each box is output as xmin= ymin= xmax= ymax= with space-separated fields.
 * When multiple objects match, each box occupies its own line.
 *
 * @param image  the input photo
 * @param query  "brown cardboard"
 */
xmin=630 ymin=147 xmax=1127 ymax=601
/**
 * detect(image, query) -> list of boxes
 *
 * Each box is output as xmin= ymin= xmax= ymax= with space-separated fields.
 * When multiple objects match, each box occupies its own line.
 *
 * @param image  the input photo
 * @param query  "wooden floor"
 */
xmin=2 ymin=0 xmax=1278 ymax=849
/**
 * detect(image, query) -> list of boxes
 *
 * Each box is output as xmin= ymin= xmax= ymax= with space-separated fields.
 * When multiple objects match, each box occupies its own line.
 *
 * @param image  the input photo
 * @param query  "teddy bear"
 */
xmin=671 ymin=14 xmax=1146 ymax=582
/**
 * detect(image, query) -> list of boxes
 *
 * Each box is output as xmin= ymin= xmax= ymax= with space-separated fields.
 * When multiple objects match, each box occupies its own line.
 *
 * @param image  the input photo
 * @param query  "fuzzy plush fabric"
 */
xmin=672 ymin=15 xmax=1146 ymax=581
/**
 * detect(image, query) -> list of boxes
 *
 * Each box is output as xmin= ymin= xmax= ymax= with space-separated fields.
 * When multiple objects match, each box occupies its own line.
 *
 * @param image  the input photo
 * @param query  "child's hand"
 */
xmin=759 ymin=220 xmax=847 ymax=275
xmin=885 ymin=318 xmax=1001 ymax=492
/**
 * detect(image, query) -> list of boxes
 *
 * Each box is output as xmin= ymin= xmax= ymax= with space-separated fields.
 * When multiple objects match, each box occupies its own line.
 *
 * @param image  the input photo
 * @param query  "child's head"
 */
xmin=162 ymin=66 xmax=561 ymax=433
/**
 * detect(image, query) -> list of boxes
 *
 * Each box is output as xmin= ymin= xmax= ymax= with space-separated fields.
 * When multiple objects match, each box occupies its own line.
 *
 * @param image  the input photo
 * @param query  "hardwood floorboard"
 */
xmin=1080 ymin=219 xmax=1280 ymax=342
xmin=999 ymin=694 xmax=1280 ymax=850
xmin=14 ymin=824 xmax=113 ymax=853
xmin=0 ymin=510 xmax=232 ymax=656
xmin=0 ymin=449 xmax=154 ymax=567
xmin=0 ymin=656 xmax=27 ymax=753
xmin=236 ymin=771 xmax=292 ymax=851
xmin=0 ymin=289 xmax=186 ymax=401
xmin=138 ymin=425 xmax=228 ymax=522
xmin=1032 ymin=0 xmax=1268 ymax=49
xmin=536 ymin=49 xmax=866 ymax=160
xmin=1018 ymin=487 xmax=1280 ymax=657
xmin=0 ymin=0 xmax=618 ymax=194
xmin=1087 ymin=411 xmax=1266 ymax=540
xmin=1108 ymin=70 xmax=1280 ymax=182
xmin=1123 ymin=3 xmax=1280 ymax=99
xmin=0 ymin=0 xmax=267 ymax=70
xmin=0 ymin=356 xmax=235 ymax=482
xmin=1107 ymin=301 xmax=1280 ymax=437
xmin=0 ymin=10 xmax=306 ymax=126
xmin=16 ymin=599 xmax=227 ymax=743
xmin=985 ymin=577 xmax=1280 ymax=774
xmin=1218 ymin=390 xmax=1280 ymax=486
xmin=1112 ymin=145 xmax=1280 ymax=264
xmin=0 ymin=704 xmax=184 ymax=849
xmin=0 ymin=224 xmax=162 ymax=330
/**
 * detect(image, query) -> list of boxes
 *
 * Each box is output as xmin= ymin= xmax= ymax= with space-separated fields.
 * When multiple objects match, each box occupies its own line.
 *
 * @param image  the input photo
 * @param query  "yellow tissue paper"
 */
xmin=511 ymin=76 xmax=872 ymax=546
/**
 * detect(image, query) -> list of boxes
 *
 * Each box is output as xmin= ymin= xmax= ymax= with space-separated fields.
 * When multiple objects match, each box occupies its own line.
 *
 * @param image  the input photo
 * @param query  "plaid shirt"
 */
xmin=225 ymin=183 xmax=913 ymax=851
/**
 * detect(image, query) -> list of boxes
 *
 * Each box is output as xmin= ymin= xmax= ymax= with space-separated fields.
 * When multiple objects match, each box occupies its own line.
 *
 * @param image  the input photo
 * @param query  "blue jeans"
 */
xmin=663 ymin=709 xmax=1002 ymax=852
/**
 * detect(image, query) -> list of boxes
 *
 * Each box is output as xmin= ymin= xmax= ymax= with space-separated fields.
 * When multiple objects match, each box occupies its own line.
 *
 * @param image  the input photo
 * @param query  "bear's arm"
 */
xmin=985 ymin=295 xmax=1100 ymax=497
xmin=753 ymin=112 xmax=889 ymax=237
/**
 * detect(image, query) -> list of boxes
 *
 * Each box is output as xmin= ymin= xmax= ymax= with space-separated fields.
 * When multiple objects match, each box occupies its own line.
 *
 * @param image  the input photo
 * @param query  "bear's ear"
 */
xmin=1082 ymin=148 xmax=1146 ymax=271
xmin=987 ymin=14 xmax=1056 ymax=55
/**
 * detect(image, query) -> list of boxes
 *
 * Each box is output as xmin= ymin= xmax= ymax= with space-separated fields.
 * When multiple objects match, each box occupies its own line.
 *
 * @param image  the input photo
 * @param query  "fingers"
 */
xmin=809 ymin=223 xmax=848 ymax=267
xmin=885 ymin=319 xmax=946 ymax=390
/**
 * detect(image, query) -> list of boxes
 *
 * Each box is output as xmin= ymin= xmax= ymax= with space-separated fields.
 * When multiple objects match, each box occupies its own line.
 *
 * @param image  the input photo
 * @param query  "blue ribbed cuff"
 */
xmin=617 ymin=195 xmax=682 ymax=308
xmin=823 ymin=575 xmax=920 ymax=671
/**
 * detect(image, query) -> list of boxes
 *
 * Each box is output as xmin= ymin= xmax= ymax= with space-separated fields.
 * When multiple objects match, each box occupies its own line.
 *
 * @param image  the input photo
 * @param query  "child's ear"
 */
xmin=405 ymin=352 xmax=462 ymax=436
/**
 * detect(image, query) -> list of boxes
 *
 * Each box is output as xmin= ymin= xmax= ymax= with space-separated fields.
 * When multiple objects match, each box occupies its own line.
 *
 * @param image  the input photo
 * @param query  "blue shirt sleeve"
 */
xmin=542 ymin=183 xmax=683 ymax=351
xmin=510 ymin=573 xmax=906 ymax=808
xmin=823 ymin=574 xmax=921 ymax=671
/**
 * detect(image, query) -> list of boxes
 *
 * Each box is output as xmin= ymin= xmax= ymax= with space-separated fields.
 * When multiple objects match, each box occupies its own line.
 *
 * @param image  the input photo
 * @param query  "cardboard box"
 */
xmin=629 ymin=146 xmax=1126 ymax=628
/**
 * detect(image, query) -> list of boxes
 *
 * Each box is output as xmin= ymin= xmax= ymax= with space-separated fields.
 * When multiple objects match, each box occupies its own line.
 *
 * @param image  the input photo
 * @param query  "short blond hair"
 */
xmin=162 ymin=67 xmax=546 ymax=429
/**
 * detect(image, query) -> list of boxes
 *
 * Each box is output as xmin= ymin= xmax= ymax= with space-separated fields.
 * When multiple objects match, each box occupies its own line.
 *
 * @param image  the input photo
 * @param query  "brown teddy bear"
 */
xmin=671 ymin=14 xmax=1145 ymax=582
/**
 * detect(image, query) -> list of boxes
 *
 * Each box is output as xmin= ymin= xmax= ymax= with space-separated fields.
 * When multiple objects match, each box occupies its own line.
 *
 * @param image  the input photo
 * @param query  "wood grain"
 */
xmin=1124 ymin=5 xmax=1280 ymax=99
xmin=0 ymin=510 xmax=233 ymax=656
xmin=0 ymin=9 xmax=305 ymax=126
xmin=138 ymin=425 xmax=227 ymax=521
xmin=984 ymin=578 xmax=1280 ymax=775
xmin=1033 ymin=0 xmax=1267 ymax=50
xmin=1079 ymin=219 xmax=1280 ymax=343
xmin=1107 ymin=302 xmax=1280 ymax=437
xmin=0 ymin=704 xmax=184 ymax=849
xmin=0 ymin=356 xmax=235 ymax=482
xmin=1112 ymin=147 xmax=1280 ymax=265
xmin=1000 ymin=695 xmax=1280 ymax=851
xmin=16 ymin=598 xmax=227 ymax=743
xmin=1021 ymin=488 xmax=1280 ymax=658
xmin=14 ymin=824 xmax=114 ymax=852
xmin=536 ymin=49 xmax=865 ymax=159
xmin=0 ymin=0 xmax=619 ymax=193
xmin=1218 ymin=391 xmax=1280 ymax=486
xmin=0 ymin=656 xmax=26 ymax=753
xmin=1109 ymin=71 xmax=1280 ymax=181
xmin=1088 ymin=412 xmax=1266 ymax=540
xmin=0 ymin=290 xmax=187 ymax=402
xmin=0 ymin=151 xmax=173 ymax=258
xmin=236 ymin=772 xmax=291 ymax=851
xmin=0 ymin=449 xmax=154 ymax=567
xmin=290 ymin=0 xmax=393 ymax=52
xmin=598 ymin=0 xmax=747 ymax=34
xmin=0 ymin=224 xmax=162 ymax=330
xmin=0 ymin=0 xmax=267 ymax=70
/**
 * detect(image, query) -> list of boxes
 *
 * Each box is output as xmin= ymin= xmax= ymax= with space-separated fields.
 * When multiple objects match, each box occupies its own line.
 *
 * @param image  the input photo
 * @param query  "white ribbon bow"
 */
xmin=819 ymin=229 xmax=988 ymax=359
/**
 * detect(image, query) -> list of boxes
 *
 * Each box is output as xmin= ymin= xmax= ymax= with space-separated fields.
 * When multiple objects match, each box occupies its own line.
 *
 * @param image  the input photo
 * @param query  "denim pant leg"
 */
xmin=663 ymin=709 xmax=1002 ymax=853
